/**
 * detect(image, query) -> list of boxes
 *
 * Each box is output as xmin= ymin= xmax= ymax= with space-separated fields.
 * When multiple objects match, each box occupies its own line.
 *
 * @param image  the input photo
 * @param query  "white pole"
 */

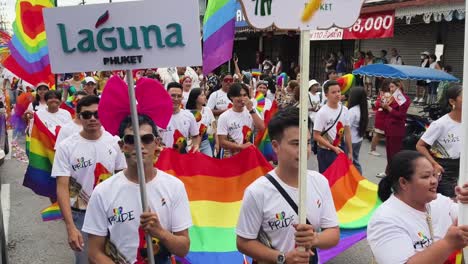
xmin=125 ymin=70 xmax=155 ymax=264
xmin=459 ymin=0 xmax=468 ymax=261
xmin=298 ymin=30 xmax=310 ymax=227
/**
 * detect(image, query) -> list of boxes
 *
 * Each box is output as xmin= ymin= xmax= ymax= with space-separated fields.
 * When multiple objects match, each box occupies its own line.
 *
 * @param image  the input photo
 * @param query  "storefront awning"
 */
xmin=396 ymin=2 xmax=465 ymax=24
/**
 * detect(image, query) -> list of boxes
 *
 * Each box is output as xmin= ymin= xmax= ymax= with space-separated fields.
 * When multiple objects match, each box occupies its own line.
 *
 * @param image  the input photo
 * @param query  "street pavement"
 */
xmin=1 ymin=135 xmax=387 ymax=263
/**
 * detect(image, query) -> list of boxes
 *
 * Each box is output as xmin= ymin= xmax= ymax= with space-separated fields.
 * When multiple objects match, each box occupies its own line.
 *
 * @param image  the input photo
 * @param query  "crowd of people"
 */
xmin=0 ymin=48 xmax=465 ymax=264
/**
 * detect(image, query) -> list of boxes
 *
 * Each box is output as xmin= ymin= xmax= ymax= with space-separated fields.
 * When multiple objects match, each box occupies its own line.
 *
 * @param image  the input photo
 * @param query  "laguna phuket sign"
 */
xmin=44 ymin=0 xmax=202 ymax=73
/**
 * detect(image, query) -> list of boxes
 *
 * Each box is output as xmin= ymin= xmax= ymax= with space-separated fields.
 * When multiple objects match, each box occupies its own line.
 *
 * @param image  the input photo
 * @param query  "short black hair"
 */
xmin=381 ymin=49 xmax=387 ymax=56
xmin=76 ymin=95 xmax=99 ymax=114
xmin=227 ymin=83 xmax=249 ymax=101
xmin=167 ymin=82 xmax=183 ymax=91
xmin=324 ymin=80 xmax=340 ymax=94
xmin=44 ymin=90 xmax=62 ymax=101
xmin=268 ymin=107 xmax=311 ymax=142
xmin=118 ymin=114 xmax=159 ymax=138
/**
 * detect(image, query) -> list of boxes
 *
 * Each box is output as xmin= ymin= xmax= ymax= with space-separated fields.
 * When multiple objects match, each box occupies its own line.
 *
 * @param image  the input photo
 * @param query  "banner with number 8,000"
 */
xmin=343 ymin=11 xmax=394 ymax=40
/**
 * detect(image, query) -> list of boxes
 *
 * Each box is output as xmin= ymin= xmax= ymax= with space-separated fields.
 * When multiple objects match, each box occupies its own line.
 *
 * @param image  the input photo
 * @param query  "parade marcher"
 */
xmin=62 ymin=72 xmax=84 ymax=101
xmin=236 ymin=107 xmax=339 ymax=264
xmin=55 ymin=92 xmax=88 ymax=147
xmin=321 ymin=70 xmax=338 ymax=104
xmin=52 ymin=95 xmax=126 ymax=264
xmin=368 ymin=150 xmax=468 ymax=264
xmin=379 ymin=80 xmax=410 ymax=178
xmin=157 ymin=66 xmax=199 ymax=88
xmin=369 ymin=83 xmax=390 ymax=157
xmin=35 ymin=90 xmax=72 ymax=135
xmin=389 ymin=48 xmax=403 ymax=65
xmin=158 ymin=82 xmax=200 ymax=153
xmin=416 ymin=86 xmax=462 ymax=198
xmin=347 ymin=87 xmax=368 ymax=175
xmin=217 ymin=83 xmax=264 ymax=158
xmin=252 ymin=80 xmax=273 ymax=119
xmin=82 ymin=77 xmax=98 ymax=96
xmin=308 ymin=79 xmax=321 ymax=124
xmin=83 ymin=114 xmax=191 ymax=264
xmin=313 ymin=80 xmax=352 ymax=173
xmin=206 ymin=73 xmax=233 ymax=117
xmin=180 ymin=76 xmax=193 ymax=108
xmin=185 ymin=88 xmax=218 ymax=157
xmin=24 ymin=83 xmax=49 ymax=134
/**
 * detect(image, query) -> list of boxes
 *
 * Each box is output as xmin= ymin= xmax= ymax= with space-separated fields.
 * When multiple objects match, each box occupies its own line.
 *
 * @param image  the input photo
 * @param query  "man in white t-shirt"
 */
xmin=313 ymin=80 xmax=352 ymax=173
xmin=218 ymin=83 xmax=265 ymax=157
xmin=52 ymin=95 xmax=127 ymax=264
xmin=236 ymin=107 xmax=339 ymax=264
xmin=36 ymin=90 xmax=73 ymax=135
xmin=55 ymin=91 xmax=88 ymax=147
xmin=206 ymin=74 xmax=233 ymax=117
xmin=158 ymin=82 xmax=200 ymax=153
xmin=83 ymin=114 xmax=192 ymax=264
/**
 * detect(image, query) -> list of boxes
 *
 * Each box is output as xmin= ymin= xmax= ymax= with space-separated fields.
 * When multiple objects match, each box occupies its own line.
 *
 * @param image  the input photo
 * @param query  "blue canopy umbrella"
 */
xmin=352 ymin=64 xmax=460 ymax=82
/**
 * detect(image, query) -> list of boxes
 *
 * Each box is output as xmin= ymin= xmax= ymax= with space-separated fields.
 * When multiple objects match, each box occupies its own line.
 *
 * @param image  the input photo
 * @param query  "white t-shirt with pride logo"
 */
xmin=157 ymin=109 xmax=199 ymax=149
xmin=51 ymin=131 xmax=127 ymax=210
xmin=217 ymin=108 xmax=254 ymax=144
xmin=236 ymin=170 xmax=338 ymax=255
xmin=82 ymin=170 xmax=192 ymax=264
xmin=420 ymin=114 xmax=461 ymax=159
xmin=36 ymin=108 xmax=73 ymax=135
xmin=313 ymin=104 xmax=350 ymax=147
xmin=207 ymin=89 xmax=232 ymax=111
xmin=367 ymin=194 xmax=457 ymax=264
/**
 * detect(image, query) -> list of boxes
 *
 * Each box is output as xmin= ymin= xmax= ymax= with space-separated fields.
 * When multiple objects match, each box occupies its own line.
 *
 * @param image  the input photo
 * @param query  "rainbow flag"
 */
xmin=22 ymin=113 xmax=58 ymax=199
xmin=3 ymin=0 xmax=55 ymax=87
xmin=0 ymin=30 xmax=11 ymax=63
xmin=254 ymin=101 xmax=278 ymax=162
xmin=336 ymin=74 xmax=355 ymax=95
xmin=41 ymin=202 xmax=62 ymax=221
xmin=255 ymin=92 xmax=265 ymax=113
xmin=156 ymin=147 xmax=273 ymax=264
xmin=202 ymin=0 xmax=236 ymax=75
xmin=318 ymin=153 xmax=381 ymax=263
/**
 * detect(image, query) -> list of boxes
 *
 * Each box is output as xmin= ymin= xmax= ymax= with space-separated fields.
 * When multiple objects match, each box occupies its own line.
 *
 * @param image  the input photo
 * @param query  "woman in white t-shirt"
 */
xmin=180 ymin=76 xmax=192 ymax=108
xmin=416 ymin=86 xmax=462 ymax=198
xmin=368 ymin=151 xmax=468 ymax=264
xmin=218 ymin=83 xmax=265 ymax=158
xmin=252 ymin=81 xmax=273 ymax=120
xmin=24 ymin=83 xmax=49 ymax=134
xmin=185 ymin=88 xmax=217 ymax=157
xmin=347 ymin=87 xmax=368 ymax=175
xmin=35 ymin=90 xmax=73 ymax=135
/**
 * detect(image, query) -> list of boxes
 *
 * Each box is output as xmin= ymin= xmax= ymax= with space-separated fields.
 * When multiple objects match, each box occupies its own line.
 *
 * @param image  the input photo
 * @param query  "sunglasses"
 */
xmin=122 ymin=134 xmax=155 ymax=145
xmin=80 ymin=111 xmax=99 ymax=120
xmin=170 ymin=94 xmax=183 ymax=99
xmin=223 ymin=78 xmax=233 ymax=83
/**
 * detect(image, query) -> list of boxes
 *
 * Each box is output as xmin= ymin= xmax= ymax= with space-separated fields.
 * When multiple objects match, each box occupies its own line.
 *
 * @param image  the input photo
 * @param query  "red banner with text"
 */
xmin=343 ymin=11 xmax=394 ymax=40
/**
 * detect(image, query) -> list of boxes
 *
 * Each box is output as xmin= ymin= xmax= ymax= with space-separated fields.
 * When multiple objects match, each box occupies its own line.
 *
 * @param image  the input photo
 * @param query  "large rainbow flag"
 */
xmin=156 ymin=147 xmax=273 ymax=264
xmin=3 ymin=0 xmax=55 ymax=87
xmin=319 ymin=153 xmax=381 ymax=263
xmin=254 ymin=101 xmax=278 ymax=162
xmin=202 ymin=0 xmax=236 ymax=75
xmin=23 ymin=113 xmax=58 ymax=199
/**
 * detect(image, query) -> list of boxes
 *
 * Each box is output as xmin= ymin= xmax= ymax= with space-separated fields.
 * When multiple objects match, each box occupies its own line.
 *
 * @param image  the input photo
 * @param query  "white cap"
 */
xmin=309 ymin=79 xmax=319 ymax=88
xmin=421 ymin=51 xmax=430 ymax=56
xmin=84 ymin=76 xmax=96 ymax=84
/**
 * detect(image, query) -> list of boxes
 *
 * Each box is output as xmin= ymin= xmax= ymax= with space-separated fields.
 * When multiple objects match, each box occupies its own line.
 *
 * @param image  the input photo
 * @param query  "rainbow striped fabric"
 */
xmin=22 ymin=113 xmax=58 ymax=199
xmin=319 ymin=153 xmax=381 ymax=263
xmin=202 ymin=0 xmax=236 ymax=75
xmin=156 ymin=147 xmax=273 ymax=264
xmin=254 ymin=101 xmax=278 ymax=162
xmin=255 ymin=92 xmax=265 ymax=113
xmin=3 ymin=0 xmax=55 ymax=86
xmin=337 ymin=74 xmax=355 ymax=95
xmin=41 ymin=202 xmax=62 ymax=221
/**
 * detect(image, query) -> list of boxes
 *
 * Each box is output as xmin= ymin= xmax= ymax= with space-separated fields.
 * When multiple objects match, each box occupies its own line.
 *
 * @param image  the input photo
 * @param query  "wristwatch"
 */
xmin=277 ymin=252 xmax=286 ymax=264
xmin=249 ymin=109 xmax=256 ymax=114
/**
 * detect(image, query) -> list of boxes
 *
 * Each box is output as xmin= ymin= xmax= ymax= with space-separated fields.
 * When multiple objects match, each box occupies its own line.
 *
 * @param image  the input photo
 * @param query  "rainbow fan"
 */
xmin=255 ymin=92 xmax=265 ymax=113
xmin=337 ymin=74 xmax=355 ymax=95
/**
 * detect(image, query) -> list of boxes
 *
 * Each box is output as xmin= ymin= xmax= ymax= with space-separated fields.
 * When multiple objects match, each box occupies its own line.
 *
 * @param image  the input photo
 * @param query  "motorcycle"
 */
xmin=402 ymin=104 xmax=444 ymax=150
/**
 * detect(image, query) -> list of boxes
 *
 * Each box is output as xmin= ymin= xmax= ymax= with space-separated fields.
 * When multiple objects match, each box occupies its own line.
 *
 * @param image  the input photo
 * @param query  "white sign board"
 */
xmin=310 ymin=28 xmax=343 ymax=41
xmin=239 ymin=0 xmax=365 ymax=30
xmin=43 ymin=0 xmax=202 ymax=73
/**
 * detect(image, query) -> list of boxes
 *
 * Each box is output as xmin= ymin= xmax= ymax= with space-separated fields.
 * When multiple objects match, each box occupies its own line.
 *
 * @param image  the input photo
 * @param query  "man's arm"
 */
xmin=56 ymin=176 xmax=83 ymax=251
xmin=313 ymin=130 xmax=342 ymax=154
xmin=88 ymin=235 xmax=114 ymax=264
xmin=211 ymin=108 xmax=226 ymax=117
xmin=315 ymin=227 xmax=340 ymax=249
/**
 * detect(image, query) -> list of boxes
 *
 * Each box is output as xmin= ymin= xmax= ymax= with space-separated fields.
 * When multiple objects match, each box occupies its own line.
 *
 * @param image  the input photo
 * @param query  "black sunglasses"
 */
xmin=80 ymin=111 xmax=99 ymax=120
xmin=122 ymin=134 xmax=155 ymax=145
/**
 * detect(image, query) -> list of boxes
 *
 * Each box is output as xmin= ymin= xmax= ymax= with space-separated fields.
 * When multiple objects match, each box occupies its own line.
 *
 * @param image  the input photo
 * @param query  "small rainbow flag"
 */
xmin=255 ymin=92 xmax=265 ymax=113
xmin=276 ymin=72 xmax=288 ymax=87
xmin=337 ymin=74 xmax=355 ymax=95
xmin=254 ymin=101 xmax=278 ymax=162
xmin=251 ymin=69 xmax=261 ymax=77
xmin=41 ymin=202 xmax=63 ymax=222
xmin=22 ymin=113 xmax=58 ymax=199
xmin=319 ymin=153 xmax=381 ymax=262
xmin=156 ymin=147 xmax=272 ymax=264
